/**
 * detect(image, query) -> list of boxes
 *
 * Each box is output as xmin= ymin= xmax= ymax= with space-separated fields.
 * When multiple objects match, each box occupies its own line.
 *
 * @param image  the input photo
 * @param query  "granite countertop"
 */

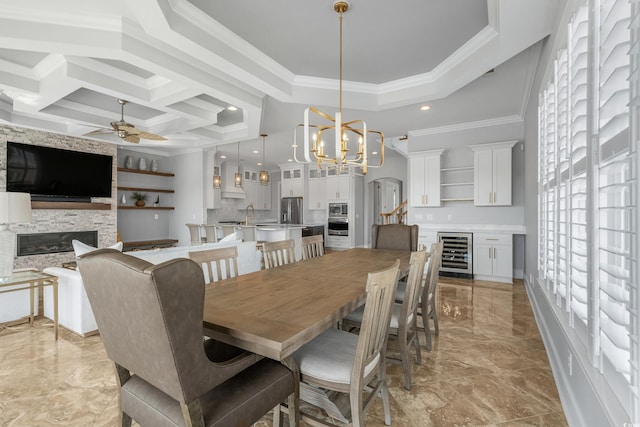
xmin=254 ymin=224 xmax=306 ymax=230
xmin=416 ymin=223 xmax=527 ymax=234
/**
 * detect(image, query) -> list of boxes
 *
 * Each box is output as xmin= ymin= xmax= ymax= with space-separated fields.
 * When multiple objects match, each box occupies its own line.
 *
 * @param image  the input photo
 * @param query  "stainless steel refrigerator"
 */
xmin=281 ymin=197 xmax=303 ymax=224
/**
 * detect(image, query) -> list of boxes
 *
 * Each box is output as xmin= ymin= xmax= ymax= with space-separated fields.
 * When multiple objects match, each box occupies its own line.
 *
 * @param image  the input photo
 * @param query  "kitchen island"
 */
xmin=255 ymin=225 xmax=304 ymax=260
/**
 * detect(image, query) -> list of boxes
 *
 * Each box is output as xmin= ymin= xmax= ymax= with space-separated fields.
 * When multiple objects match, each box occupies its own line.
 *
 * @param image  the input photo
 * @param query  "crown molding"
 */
xmin=409 ymin=115 xmax=523 ymax=137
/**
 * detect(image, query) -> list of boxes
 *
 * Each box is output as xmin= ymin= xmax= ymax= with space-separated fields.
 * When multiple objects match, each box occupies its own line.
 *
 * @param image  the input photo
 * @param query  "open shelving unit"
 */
xmin=117 ymin=167 xmax=174 ymax=177
xmin=118 ymin=206 xmax=175 ymax=210
xmin=117 ymin=167 xmax=175 ymax=210
xmin=441 ymin=166 xmax=474 ymax=203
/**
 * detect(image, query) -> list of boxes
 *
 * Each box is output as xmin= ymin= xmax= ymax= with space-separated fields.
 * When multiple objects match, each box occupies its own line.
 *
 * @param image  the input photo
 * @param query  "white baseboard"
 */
xmin=524 ymin=277 xmax=617 ymax=427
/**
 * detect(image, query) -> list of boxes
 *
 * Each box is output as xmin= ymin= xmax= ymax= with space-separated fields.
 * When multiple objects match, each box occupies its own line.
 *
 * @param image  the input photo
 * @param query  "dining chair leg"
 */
xmin=424 ymin=314 xmax=433 ymax=351
xmin=412 ymin=323 xmax=422 ymax=365
xmin=282 ymin=357 xmax=300 ymax=427
xmin=381 ymin=380 xmax=392 ymax=426
xmin=350 ymin=387 xmax=365 ymax=427
xmin=399 ymin=332 xmax=411 ymax=390
xmin=421 ymin=298 xmax=432 ymax=350
xmin=431 ymin=299 xmax=440 ymax=336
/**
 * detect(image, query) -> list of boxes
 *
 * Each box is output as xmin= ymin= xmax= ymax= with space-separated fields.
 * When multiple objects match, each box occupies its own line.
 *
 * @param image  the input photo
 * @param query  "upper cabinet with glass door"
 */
xmin=280 ymin=164 xmax=304 ymax=197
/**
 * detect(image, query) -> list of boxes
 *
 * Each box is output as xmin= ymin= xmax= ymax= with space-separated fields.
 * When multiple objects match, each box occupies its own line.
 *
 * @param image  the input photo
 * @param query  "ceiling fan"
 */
xmin=84 ymin=99 xmax=167 ymax=144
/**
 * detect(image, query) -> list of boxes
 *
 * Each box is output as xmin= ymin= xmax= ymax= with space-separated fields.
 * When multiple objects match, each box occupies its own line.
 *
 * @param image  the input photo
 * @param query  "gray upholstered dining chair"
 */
xmin=262 ymin=239 xmax=296 ymax=269
xmin=189 ymin=246 xmax=239 ymax=284
xmin=343 ymin=249 xmax=429 ymax=390
xmin=77 ymin=249 xmax=295 ymax=427
xmin=301 ymin=234 xmax=324 ymax=260
xmin=276 ymin=260 xmax=400 ymax=426
xmin=371 ymin=223 xmax=419 ymax=251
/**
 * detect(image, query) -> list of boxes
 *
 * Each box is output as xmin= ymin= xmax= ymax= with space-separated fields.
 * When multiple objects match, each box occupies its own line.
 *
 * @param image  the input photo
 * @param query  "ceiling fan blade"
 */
xmin=123 ymin=134 xmax=140 ymax=143
xmin=120 ymin=125 xmax=141 ymax=135
xmin=84 ymin=129 xmax=114 ymax=136
xmin=137 ymin=131 xmax=167 ymax=141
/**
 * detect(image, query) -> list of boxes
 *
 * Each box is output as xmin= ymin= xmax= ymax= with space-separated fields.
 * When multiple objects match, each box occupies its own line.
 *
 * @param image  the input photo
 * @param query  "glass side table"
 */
xmin=0 ymin=269 xmax=58 ymax=340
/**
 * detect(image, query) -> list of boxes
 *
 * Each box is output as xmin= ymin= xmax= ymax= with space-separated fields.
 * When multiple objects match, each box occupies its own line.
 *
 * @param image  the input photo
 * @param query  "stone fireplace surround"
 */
xmin=1 ymin=124 xmax=117 ymax=272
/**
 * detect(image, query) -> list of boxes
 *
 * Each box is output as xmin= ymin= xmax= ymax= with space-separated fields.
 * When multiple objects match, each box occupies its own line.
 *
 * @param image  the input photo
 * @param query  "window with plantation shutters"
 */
xmin=596 ymin=0 xmax=633 ymax=384
xmin=556 ymin=49 xmax=570 ymax=308
xmin=568 ymin=5 xmax=590 ymax=332
xmin=537 ymin=0 xmax=638 ymax=420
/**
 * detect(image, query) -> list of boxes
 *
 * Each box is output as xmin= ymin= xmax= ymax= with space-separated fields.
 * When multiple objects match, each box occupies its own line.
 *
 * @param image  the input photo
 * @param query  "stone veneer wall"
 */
xmin=0 ymin=125 xmax=117 ymax=271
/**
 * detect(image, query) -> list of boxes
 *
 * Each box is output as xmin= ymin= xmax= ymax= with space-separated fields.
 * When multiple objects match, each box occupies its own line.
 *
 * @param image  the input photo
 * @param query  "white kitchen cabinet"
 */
xmin=242 ymin=169 xmax=258 ymax=207
xmin=281 ymin=165 xmax=304 ymax=197
xmin=418 ymin=230 xmax=438 ymax=251
xmin=326 ymin=168 xmax=351 ymax=201
xmin=282 ymin=180 xmax=304 ymax=197
xmin=308 ymin=168 xmax=327 ymax=210
xmin=469 ymin=141 xmax=517 ymax=206
xmin=409 ymin=149 xmax=444 ymax=207
xmin=473 ymin=232 xmax=513 ymax=283
xmin=242 ymin=168 xmax=271 ymax=210
xmin=257 ymin=181 xmax=272 ymax=210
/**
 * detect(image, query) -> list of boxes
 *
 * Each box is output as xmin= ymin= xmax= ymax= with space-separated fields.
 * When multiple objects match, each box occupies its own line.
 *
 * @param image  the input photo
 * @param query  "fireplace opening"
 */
xmin=17 ymin=231 xmax=98 ymax=256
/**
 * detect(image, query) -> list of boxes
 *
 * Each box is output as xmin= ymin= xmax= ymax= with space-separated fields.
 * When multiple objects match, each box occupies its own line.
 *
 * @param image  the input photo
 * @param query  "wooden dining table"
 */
xmin=202 ymin=247 xmax=412 ymax=425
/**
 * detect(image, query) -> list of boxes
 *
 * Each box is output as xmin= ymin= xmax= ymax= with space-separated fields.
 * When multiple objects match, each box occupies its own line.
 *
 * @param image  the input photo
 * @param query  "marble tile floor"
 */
xmin=0 ymin=277 xmax=568 ymax=427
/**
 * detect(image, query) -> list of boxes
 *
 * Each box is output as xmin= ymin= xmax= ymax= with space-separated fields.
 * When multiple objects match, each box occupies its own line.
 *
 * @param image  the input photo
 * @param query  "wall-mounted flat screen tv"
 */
xmin=7 ymin=141 xmax=113 ymax=202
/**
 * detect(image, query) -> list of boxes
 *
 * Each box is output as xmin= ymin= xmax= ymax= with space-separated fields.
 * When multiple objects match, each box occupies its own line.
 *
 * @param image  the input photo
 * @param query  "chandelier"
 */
xmin=292 ymin=1 xmax=384 ymax=175
xmin=259 ymin=134 xmax=269 ymax=185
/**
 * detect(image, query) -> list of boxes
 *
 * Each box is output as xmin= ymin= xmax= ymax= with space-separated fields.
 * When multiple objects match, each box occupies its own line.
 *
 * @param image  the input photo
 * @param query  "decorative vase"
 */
xmin=138 ymin=157 xmax=147 ymax=171
xmin=135 ymin=200 xmax=146 ymax=207
xmin=154 ymin=195 xmax=159 ymax=207
xmin=150 ymin=159 xmax=158 ymax=172
xmin=120 ymin=194 xmax=127 ymax=205
xmin=124 ymin=156 xmax=133 ymax=169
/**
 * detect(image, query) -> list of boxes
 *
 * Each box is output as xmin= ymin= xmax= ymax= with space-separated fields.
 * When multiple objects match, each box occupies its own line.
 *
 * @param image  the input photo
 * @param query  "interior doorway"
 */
xmin=372 ymin=178 xmax=403 ymax=225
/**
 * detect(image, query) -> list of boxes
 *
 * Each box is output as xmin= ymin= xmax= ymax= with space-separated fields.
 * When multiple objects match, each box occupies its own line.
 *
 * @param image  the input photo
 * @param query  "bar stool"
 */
xmin=186 ymin=223 xmax=203 ymax=245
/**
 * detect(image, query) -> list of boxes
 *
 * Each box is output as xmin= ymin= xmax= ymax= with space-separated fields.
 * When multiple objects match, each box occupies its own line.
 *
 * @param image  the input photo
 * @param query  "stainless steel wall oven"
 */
xmin=328 ymin=202 xmax=349 ymax=236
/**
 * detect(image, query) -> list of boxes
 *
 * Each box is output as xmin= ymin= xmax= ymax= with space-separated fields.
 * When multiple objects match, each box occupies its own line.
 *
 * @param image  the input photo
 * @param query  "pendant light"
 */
xmin=212 ymin=146 xmax=222 ymax=189
xmin=259 ymin=134 xmax=269 ymax=186
xmin=234 ymin=141 xmax=242 ymax=187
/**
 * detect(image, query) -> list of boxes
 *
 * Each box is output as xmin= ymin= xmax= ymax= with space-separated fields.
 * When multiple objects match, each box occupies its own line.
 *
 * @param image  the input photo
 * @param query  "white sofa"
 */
xmin=43 ymin=241 xmax=261 ymax=336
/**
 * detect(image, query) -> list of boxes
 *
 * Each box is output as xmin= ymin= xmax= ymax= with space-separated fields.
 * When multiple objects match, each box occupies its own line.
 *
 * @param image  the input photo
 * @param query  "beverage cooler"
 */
xmin=437 ymin=232 xmax=473 ymax=277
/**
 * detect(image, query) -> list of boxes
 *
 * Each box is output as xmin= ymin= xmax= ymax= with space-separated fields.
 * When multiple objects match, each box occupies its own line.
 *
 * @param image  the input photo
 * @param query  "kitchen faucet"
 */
xmin=244 ymin=203 xmax=255 ymax=225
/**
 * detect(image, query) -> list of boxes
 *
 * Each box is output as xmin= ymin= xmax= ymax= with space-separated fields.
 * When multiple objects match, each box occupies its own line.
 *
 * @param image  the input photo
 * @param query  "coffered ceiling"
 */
xmin=0 ymin=0 xmax=563 ymax=168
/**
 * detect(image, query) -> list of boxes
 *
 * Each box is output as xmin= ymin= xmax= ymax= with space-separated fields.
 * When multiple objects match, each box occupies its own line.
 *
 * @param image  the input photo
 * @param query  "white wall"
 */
xmin=406 ymin=120 xmax=526 ymax=226
xmin=170 ymin=151 xmax=205 ymax=246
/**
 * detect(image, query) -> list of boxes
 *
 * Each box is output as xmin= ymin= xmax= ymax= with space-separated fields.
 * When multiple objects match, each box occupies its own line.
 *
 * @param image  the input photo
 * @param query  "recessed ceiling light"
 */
xmin=287 ymin=159 xmax=293 ymax=162
xmin=227 ymin=106 xmax=238 ymax=111
xmin=220 ymin=155 xmax=227 ymax=159
xmin=372 ymin=151 xmax=378 ymax=155
xmin=420 ymin=105 xmax=431 ymax=111
xmin=252 ymin=150 xmax=259 ymax=154
xmin=257 ymin=162 xmax=263 ymax=166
